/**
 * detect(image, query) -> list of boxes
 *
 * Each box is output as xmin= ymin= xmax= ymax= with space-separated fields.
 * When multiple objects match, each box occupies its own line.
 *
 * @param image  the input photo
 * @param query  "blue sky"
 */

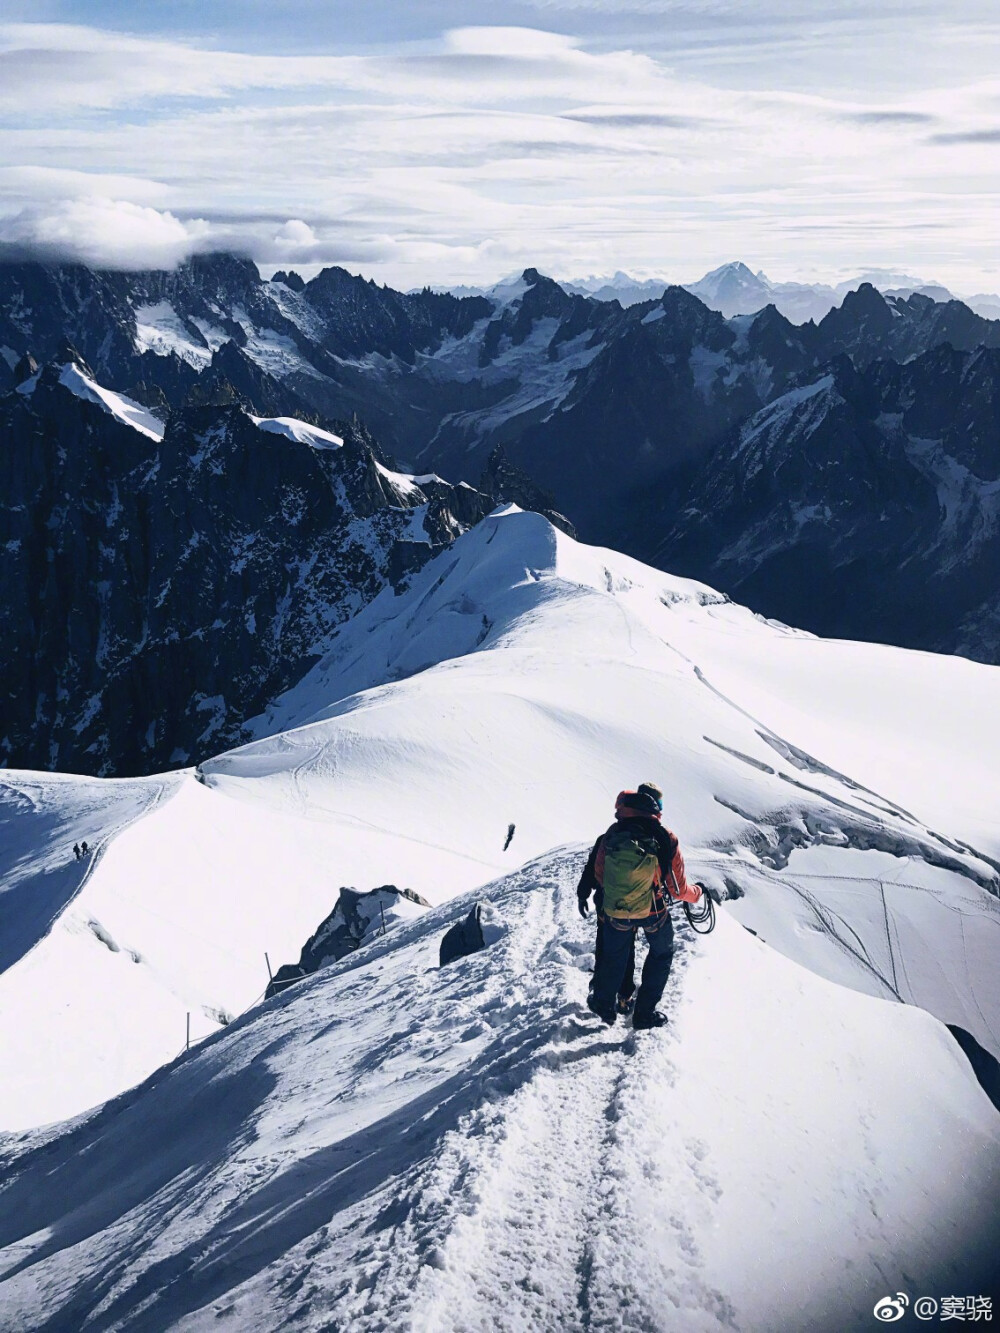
xmin=1 ymin=2 xmax=998 ymax=290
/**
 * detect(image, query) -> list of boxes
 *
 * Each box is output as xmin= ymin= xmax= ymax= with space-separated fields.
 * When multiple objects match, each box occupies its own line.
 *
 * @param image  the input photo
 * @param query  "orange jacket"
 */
xmin=660 ymin=837 xmax=700 ymax=904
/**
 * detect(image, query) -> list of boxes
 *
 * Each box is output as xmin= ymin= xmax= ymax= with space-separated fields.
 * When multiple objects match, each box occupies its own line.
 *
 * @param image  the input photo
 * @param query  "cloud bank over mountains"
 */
xmin=1 ymin=11 xmax=998 ymax=288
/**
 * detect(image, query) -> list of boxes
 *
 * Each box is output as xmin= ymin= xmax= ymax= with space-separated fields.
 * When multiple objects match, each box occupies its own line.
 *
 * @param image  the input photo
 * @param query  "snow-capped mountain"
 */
xmin=1 ymin=508 xmax=998 ymax=1327
xmin=564 ymin=263 xmax=849 ymax=322
xmin=4 ymin=254 xmax=1000 ymax=694
xmin=561 ymin=270 xmax=671 ymax=306
xmin=488 ymin=263 xmax=974 ymax=323
xmin=683 ymin=261 xmax=779 ymax=318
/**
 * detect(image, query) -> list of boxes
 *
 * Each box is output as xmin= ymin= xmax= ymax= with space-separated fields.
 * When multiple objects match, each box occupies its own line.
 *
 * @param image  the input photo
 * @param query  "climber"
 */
xmin=503 ymin=823 xmax=516 ymax=851
xmin=80 ymin=841 xmax=90 ymax=857
xmin=580 ymin=782 xmax=702 ymax=1030
xmin=72 ymin=843 xmax=81 ymax=861
xmin=577 ymin=832 xmax=637 ymax=1016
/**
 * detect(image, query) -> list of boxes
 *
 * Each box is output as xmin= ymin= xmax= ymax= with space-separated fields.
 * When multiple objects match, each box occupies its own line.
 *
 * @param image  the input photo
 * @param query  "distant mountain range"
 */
xmin=2 ymin=253 xmax=999 ymax=773
xmin=558 ymin=261 xmax=1000 ymax=324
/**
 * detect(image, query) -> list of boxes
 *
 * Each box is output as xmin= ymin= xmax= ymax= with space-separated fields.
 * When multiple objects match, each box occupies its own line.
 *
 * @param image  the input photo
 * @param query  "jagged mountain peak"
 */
xmin=0 ymin=364 xmax=500 ymax=774
xmin=270 ymin=269 xmax=305 ymax=292
xmin=838 ymin=279 xmax=890 ymax=312
xmin=685 ymin=262 xmax=774 ymax=317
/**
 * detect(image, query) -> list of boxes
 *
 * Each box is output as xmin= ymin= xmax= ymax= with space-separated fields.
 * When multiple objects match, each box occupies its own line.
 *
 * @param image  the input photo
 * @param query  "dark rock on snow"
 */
xmin=439 ymin=902 xmax=504 ymax=967
xmin=948 ymin=1025 xmax=1000 ymax=1115
xmin=266 ymin=885 xmax=431 ymax=998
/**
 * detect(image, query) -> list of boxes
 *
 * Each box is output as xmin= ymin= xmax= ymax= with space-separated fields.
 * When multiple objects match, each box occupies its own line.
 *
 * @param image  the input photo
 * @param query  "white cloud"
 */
xmin=0 ymin=21 xmax=998 ymax=291
xmin=0 ymin=198 xmax=211 ymax=269
xmin=274 ymin=219 xmax=318 ymax=246
xmin=0 ymin=166 xmax=170 ymax=204
xmin=444 ymin=27 xmax=580 ymax=57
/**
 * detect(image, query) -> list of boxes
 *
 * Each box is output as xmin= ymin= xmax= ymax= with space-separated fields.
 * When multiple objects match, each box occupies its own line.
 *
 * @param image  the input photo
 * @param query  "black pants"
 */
xmin=593 ymin=888 xmax=635 ymax=1000
xmin=594 ymin=912 xmax=674 ymax=1021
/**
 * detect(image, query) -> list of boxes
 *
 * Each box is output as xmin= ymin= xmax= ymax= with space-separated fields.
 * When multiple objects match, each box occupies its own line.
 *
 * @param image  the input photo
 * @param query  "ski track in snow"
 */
xmin=1 ymin=855 xmax=709 ymax=1333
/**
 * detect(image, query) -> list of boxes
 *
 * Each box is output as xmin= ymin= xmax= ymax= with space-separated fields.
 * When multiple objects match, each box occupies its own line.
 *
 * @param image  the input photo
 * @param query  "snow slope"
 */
xmin=2 ymin=507 xmax=998 ymax=1138
xmin=681 ymin=626 xmax=1000 ymax=857
xmin=222 ymin=508 xmax=1000 ymax=1054
xmin=0 ymin=849 xmax=997 ymax=1331
xmin=2 ymin=505 xmax=999 ymax=1327
xmin=0 ymin=766 xmax=517 ymax=1132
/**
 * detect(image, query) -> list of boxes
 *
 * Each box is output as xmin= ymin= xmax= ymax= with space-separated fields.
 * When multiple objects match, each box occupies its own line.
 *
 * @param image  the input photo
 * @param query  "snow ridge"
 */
xmin=58 ymin=363 xmax=165 ymax=440
xmin=0 ymin=848 xmax=996 ymax=1331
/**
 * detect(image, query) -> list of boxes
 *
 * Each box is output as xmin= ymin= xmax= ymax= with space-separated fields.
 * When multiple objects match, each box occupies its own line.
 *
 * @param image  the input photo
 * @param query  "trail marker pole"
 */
xmin=379 ymin=902 xmax=387 ymax=936
xmin=265 ymin=952 xmax=274 ymax=983
xmin=186 ymin=1012 xmax=190 ymax=1053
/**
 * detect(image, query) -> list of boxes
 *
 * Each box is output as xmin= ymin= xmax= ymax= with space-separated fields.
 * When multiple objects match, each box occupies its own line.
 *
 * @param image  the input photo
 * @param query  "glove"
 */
xmin=577 ymin=894 xmax=590 ymax=919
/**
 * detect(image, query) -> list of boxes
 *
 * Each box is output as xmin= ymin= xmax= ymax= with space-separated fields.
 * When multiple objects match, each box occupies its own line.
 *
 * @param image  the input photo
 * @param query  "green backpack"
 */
xmin=601 ymin=823 xmax=663 ymax=918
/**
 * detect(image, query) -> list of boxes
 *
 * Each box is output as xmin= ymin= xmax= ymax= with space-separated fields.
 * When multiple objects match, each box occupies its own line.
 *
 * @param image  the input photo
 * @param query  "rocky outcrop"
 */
xmin=266 ymin=885 xmax=431 ymax=997
xmin=439 ymin=902 xmax=504 ymax=967
xmin=0 ymin=353 xmax=495 ymax=774
xmin=478 ymin=445 xmax=576 ymax=537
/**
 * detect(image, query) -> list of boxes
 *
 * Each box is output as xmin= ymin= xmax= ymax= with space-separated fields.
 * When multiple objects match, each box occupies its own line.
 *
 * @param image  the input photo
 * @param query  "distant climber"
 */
xmin=579 ymin=783 xmax=702 ymax=1030
xmin=72 ymin=843 xmax=81 ymax=861
xmin=80 ymin=841 xmax=90 ymax=857
xmin=503 ymin=823 xmax=516 ymax=851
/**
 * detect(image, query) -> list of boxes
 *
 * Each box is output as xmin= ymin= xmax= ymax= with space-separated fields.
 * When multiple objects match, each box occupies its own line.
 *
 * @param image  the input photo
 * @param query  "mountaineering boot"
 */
xmin=632 ymin=1010 xmax=668 ymax=1031
xmin=587 ymin=993 xmax=617 ymax=1026
xmin=616 ymin=992 xmax=636 ymax=1017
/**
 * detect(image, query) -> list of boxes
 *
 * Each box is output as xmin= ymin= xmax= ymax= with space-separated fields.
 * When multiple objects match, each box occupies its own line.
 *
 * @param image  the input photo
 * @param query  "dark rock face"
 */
xmin=0 ymin=355 xmax=494 ymax=774
xmin=0 ymin=254 xmax=497 ymax=449
xmin=478 ymin=268 xmax=613 ymax=366
xmin=814 ymin=284 xmax=1000 ymax=366
xmin=296 ymin=266 xmax=492 ymax=364
xmin=271 ymin=270 xmax=305 ymax=293
xmin=497 ymin=289 xmax=763 ymax=540
xmin=660 ymin=347 xmax=1000 ymax=659
xmin=478 ymin=445 xmax=576 ymax=537
xmin=266 ymin=885 xmax=431 ymax=998
xmin=439 ymin=902 xmax=503 ymax=967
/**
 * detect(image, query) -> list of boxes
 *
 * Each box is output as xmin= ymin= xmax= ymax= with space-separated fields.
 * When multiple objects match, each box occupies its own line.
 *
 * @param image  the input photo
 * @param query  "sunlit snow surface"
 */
xmin=57 ymin=363 xmax=165 ymax=440
xmin=1 ymin=508 xmax=998 ymax=1328
xmin=249 ymin=415 xmax=343 ymax=450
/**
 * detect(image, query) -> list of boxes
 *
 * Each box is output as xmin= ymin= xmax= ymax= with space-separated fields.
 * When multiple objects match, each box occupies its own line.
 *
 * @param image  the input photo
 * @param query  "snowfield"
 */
xmin=0 ymin=852 xmax=996 ymax=1331
xmin=1 ymin=506 xmax=998 ymax=1328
